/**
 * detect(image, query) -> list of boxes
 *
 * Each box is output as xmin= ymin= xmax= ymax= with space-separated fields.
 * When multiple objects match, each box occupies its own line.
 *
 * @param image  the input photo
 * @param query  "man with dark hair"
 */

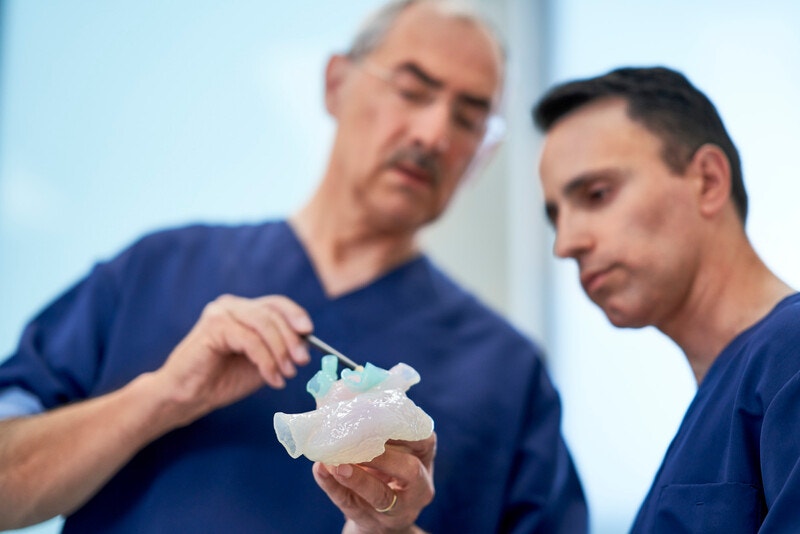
xmin=534 ymin=66 xmax=747 ymax=221
xmin=534 ymin=65 xmax=800 ymax=531
xmin=0 ymin=1 xmax=586 ymax=533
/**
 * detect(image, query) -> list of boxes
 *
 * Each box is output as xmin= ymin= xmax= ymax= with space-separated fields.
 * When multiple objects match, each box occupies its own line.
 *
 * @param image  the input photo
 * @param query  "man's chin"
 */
xmin=370 ymin=200 xmax=439 ymax=231
xmin=607 ymin=316 xmax=646 ymax=329
xmin=601 ymin=302 xmax=650 ymax=329
xmin=369 ymin=209 xmax=430 ymax=234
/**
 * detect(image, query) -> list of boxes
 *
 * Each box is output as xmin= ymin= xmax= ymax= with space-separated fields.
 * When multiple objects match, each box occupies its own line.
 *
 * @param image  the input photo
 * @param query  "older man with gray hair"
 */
xmin=0 ymin=1 xmax=586 ymax=532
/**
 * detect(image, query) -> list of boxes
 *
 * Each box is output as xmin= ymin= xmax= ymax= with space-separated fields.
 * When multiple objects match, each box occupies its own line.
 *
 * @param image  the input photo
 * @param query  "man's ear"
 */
xmin=324 ymin=54 xmax=350 ymax=117
xmin=690 ymin=143 xmax=733 ymax=218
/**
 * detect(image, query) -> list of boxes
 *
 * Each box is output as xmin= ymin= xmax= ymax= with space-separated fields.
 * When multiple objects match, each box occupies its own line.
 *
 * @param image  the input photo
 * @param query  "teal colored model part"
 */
xmin=306 ymin=355 xmax=339 ymax=399
xmin=341 ymin=363 xmax=389 ymax=392
xmin=306 ymin=355 xmax=389 ymax=400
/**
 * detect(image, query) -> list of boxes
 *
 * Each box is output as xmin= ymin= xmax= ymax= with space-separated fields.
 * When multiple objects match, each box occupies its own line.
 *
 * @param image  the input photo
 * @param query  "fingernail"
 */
xmin=293 ymin=345 xmax=310 ymax=365
xmin=293 ymin=315 xmax=313 ymax=333
xmin=281 ymin=358 xmax=296 ymax=376
xmin=315 ymin=463 xmax=331 ymax=478
xmin=335 ymin=464 xmax=353 ymax=478
xmin=273 ymin=374 xmax=286 ymax=389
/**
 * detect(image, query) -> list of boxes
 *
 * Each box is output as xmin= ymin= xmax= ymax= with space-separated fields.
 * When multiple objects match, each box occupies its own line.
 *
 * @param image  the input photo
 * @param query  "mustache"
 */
xmin=386 ymin=145 xmax=443 ymax=186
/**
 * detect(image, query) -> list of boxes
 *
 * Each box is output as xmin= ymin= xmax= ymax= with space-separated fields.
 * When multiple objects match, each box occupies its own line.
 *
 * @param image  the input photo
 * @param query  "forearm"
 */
xmin=0 ymin=372 xmax=189 ymax=529
xmin=0 ymin=293 xmax=311 ymax=529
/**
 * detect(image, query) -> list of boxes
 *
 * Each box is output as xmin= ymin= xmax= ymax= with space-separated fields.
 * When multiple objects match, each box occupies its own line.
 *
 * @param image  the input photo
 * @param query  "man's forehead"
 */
xmin=540 ymin=100 xmax=658 ymax=186
xmin=543 ymin=100 xmax=658 ymax=161
xmin=548 ymin=98 xmax=630 ymax=137
xmin=370 ymin=2 xmax=504 ymax=98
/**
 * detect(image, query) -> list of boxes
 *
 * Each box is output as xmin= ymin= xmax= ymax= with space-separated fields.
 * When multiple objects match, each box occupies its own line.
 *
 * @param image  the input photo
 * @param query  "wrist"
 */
xmin=123 ymin=371 xmax=206 ymax=438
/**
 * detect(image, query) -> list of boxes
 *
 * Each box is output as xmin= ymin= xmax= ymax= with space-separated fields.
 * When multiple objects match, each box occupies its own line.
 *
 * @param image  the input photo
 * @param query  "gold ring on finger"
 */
xmin=374 ymin=492 xmax=398 ymax=514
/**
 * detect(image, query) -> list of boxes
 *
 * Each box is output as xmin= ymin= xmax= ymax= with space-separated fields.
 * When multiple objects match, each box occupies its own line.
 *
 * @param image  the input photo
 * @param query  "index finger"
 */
xmin=257 ymin=295 xmax=314 ymax=335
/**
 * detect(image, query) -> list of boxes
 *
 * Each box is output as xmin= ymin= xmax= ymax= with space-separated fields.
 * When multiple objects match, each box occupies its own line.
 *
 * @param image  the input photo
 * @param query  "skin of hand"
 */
xmin=0 ymin=294 xmax=314 ymax=529
xmin=312 ymin=434 xmax=437 ymax=534
xmin=153 ymin=294 xmax=314 ymax=425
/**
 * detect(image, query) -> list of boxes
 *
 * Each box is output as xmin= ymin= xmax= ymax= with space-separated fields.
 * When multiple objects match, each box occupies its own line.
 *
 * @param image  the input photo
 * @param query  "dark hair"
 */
xmin=533 ymin=66 xmax=747 ymax=222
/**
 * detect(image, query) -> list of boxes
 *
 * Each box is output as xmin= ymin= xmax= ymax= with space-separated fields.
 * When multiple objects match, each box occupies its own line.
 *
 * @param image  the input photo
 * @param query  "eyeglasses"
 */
xmin=356 ymin=60 xmax=503 ymax=145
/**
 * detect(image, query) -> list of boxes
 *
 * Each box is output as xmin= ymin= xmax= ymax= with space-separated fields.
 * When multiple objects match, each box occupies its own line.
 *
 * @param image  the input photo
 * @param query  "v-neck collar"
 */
xmin=696 ymin=292 xmax=800 ymax=392
xmin=268 ymin=221 xmax=447 ymax=366
xmin=278 ymin=220 xmax=428 ymax=304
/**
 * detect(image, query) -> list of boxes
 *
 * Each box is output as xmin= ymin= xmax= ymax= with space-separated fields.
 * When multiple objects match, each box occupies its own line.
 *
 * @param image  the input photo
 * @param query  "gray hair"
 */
xmin=345 ymin=0 xmax=506 ymax=62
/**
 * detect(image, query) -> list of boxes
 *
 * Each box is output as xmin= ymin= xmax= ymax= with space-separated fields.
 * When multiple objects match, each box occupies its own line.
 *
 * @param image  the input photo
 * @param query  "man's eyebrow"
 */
xmin=562 ymin=175 xmax=594 ymax=198
xmin=396 ymin=62 xmax=442 ymax=88
xmin=458 ymin=93 xmax=492 ymax=111
xmin=397 ymin=61 xmax=493 ymax=111
xmin=563 ymin=169 xmax=626 ymax=197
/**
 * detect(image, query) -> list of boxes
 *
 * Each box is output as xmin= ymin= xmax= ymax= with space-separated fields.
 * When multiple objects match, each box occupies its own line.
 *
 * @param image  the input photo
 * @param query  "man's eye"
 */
xmin=396 ymin=86 xmax=430 ymax=103
xmin=579 ymin=184 xmax=614 ymax=207
xmin=588 ymin=186 xmax=609 ymax=201
xmin=453 ymin=109 xmax=486 ymax=133
xmin=590 ymin=189 xmax=606 ymax=200
xmin=453 ymin=113 xmax=478 ymax=132
xmin=391 ymin=74 xmax=432 ymax=104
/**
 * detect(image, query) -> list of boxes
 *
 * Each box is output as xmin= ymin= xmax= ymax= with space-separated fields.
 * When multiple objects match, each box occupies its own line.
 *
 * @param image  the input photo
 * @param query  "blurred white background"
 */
xmin=2 ymin=1 xmax=799 ymax=532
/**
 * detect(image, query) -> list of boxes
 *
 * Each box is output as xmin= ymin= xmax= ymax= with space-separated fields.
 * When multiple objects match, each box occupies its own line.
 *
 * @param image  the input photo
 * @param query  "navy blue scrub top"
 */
xmin=632 ymin=293 xmax=800 ymax=533
xmin=1 ymin=221 xmax=586 ymax=533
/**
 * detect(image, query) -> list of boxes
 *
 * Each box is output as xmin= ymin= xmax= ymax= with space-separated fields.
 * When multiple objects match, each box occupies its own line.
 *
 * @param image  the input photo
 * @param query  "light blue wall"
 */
xmin=0 ymin=0 xmax=387 ymax=354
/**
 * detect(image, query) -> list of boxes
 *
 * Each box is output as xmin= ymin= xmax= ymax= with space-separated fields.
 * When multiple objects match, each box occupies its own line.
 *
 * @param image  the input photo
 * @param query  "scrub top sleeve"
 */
xmin=501 ymin=359 xmax=588 ymax=533
xmin=0 ymin=260 xmax=120 ymax=409
xmin=759 ymin=369 xmax=800 ymax=532
xmin=0 ymin=386 xmax=45 ymax=420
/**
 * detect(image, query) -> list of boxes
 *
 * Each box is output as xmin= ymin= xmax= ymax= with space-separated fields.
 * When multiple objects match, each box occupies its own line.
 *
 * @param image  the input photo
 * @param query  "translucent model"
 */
xmin=274 ymin=355 xmax=434 ymax=465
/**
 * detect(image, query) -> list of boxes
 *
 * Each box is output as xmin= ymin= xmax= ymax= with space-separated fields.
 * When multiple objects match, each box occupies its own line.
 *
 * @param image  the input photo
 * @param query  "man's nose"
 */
xmin=409 ymin=100 xmax=451 ymax=154
xmin=552 ymin=214 xmax=593 ymax=259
